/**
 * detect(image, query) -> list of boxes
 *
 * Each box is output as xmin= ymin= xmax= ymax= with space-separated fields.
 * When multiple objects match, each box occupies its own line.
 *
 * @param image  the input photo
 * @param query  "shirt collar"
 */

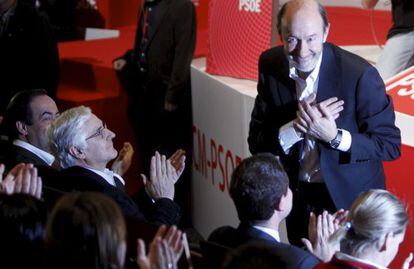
xmin=288 ymin=51 xmax=323 ymax=84
xmin=252 ymin=225 xmax=280 ymax=242
xmin=13 ymin=139 xmax=55 ymax=166
xmin=334 ymin=252 xmax=388 ymax=269
xmin=83 ymin=167 xmax=125 ymax=187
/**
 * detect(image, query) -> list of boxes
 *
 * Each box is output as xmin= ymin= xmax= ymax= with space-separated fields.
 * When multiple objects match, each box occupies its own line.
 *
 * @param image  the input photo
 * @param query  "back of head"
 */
xmin=45 ymin=192 xmax=126 ymax=269
xmin=1 ymin=89 xmax=48 ymax=139
xmin=230 ymin=153 xmax=289 ymax=222
xmin=331 ymin=189 xmax=408 ymax=258
xmin=0 ymin=193 xmax=47 ymax=269
xmin=48 ymin=105 xmax=91 ymax=168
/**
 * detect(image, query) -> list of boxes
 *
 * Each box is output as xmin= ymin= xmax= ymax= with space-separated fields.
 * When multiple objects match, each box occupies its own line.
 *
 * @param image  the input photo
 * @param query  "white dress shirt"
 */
xmin=84 ymin=167 xmax=125 ymax=187
xmin=278 ymin=53 xmax=352 ymax=183
xmin=253 ymin=225 xmax=281 ymax=242
xmin=13 ymin=139 xmax=55 ymax=166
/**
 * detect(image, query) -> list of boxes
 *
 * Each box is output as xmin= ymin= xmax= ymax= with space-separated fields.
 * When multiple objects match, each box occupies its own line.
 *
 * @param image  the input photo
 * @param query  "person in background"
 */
xmin=0 ymin=0 xmax=59 ymax=113
xmin=362 ymin=0 xmax=414 ymax=81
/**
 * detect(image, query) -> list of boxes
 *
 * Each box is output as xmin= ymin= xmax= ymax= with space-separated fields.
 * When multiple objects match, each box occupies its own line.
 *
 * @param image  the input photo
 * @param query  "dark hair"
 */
xmin=277 ymin=0 xmax=329 ymax=36
xmin=222 ymin=242 xmax=286 ymax=269
xmin=230 ymin=153 xmax=289 ymax=222
xmin=45 ymin=192 xmax=126 ymax=269
xmin=1 ymin=89 xmax=48 ymax=139
xmin=0 ymin=193 xmax=47 ymax=269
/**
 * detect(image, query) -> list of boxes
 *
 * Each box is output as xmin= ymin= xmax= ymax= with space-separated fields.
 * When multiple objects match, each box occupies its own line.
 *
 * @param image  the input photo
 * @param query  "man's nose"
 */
xmin=296 ymin=40 xmax=309 ymax=57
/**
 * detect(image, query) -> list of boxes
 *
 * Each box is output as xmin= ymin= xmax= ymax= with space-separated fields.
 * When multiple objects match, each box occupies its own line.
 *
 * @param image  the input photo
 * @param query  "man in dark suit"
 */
xmin=0 ymin=89 xmax=60 ymax=169
xmin=48 ymin=106 xmax=184 ymax=225
xmin=113 ymin=0 xmax=196 ymax=171
xmin=209 ymin=153 xmax=322 ymax=269
xmin=0 ymin=0 xmax=59 ymax=113
xmin=248 ymin=0 xmax=401 ymax=246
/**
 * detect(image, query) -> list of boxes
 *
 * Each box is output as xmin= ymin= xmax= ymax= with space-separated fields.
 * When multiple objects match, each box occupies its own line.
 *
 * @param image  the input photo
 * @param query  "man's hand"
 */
xmin=113 ymin=59 xmax=127 ymax=71
xmin=142 ymin=151 xmax=184 ymax=200
xmin=301 ymin=211 xmax=340 ymax=262
xmin=111 ymin=142 xmax=134 ymax=176
xmin=294 ymin=99 xmax=340 ymax=142
xmin=164 ymin=101 xmax=178 ymax=112
xmin=136 ymin=225 xmax=184 ymax=269
xmin=0 ymin=163 xmax=42 ymax=199
xmin=168 ymin=149 xmax=186 ymax=174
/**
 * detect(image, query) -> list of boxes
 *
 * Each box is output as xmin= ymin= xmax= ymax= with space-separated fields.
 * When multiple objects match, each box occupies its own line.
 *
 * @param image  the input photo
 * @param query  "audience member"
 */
xmin=316 ymin=189 xmax=412 ymax=269
xmin=0 ymin=0 xmax=59 ymax=113
xmin=0 ymin=89 xmax=59 ymax=168
xmin=45 ymin=192 xmax=183 ymax=269
xmin=362 ymin=0 xmax=414 ymax=81
xmin=48 ymin=106 xmax=184 ymax=225
xmin=0 ymin=89 xmax=134 ymax=177
xmin=0 ymin=193 xmax=47 ymax=269
xmin=209 ymin=153 xmax=330 ymax=268
xmin=248 ymin=0 xmax=401 ymax=246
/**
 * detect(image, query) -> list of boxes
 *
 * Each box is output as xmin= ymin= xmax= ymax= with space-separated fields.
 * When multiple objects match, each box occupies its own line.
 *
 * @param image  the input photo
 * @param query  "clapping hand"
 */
xmin=137 ymin=225 xmax=184 ymax=269
xmin=0 ymin=163 xmax=42 ymax=199
xmin=301 ymin=211 xmax=340 ymax=262
xmin=112 ymin=142 xmax=134 ymax=176
xmin=142 ymin=151 xmax=185 ymax=200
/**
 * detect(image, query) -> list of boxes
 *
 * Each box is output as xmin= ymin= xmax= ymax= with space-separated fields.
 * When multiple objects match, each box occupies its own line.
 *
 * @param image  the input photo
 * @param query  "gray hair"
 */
xmin=330 ymin=189 xmax=408 ymax=257
xmin=48 ymin=106 xmax=92 ymax=169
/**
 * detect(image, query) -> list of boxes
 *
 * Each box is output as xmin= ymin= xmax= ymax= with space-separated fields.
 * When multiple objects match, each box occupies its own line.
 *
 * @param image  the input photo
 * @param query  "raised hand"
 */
xmin=136 ymin=225 xmax=184 ymax=269
xmin=301 ymin=211 xmax=340 ymax=262
xmin=112 ymin=142 xmax=134 ymax=176
xmin=0 ymin=163 xmax=42 ymax=199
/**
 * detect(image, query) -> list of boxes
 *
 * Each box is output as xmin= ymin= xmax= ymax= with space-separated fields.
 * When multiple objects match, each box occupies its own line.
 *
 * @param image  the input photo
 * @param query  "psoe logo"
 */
xmin=239 ymin=0 xmax=261 ymax=12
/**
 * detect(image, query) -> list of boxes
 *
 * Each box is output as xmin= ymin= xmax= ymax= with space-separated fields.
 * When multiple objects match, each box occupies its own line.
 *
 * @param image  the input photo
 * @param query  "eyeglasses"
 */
xmin=85 ymin=122 xmax=107 ymax=141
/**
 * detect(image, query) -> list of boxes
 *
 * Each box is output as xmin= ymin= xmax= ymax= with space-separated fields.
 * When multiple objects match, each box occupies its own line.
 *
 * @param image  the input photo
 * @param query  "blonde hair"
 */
xmin=330 ymin=189 xmax=408 ymax=257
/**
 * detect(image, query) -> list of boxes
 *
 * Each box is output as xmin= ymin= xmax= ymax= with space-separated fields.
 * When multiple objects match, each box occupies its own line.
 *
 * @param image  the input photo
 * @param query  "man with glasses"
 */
xmin=48 ymin=106 xmax=183 ymax=225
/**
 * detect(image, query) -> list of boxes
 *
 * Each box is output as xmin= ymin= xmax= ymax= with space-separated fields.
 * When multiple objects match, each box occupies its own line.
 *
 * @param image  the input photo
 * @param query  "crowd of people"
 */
xmin=0 ymin=0 xmax=413 ymax=268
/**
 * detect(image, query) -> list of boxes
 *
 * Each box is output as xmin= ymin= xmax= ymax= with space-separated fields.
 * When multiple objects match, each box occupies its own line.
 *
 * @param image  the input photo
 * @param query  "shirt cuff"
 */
xmin=336 ymin=129 xmax=352 ymax=152
xmin=279 ymin=121 xmax=303 ymax=153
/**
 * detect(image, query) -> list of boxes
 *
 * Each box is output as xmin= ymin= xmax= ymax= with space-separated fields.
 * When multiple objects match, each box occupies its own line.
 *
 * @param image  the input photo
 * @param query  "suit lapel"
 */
xmin=146 ymin=0 xmax=171 ymax=46
xmin=316 ymin=43 xmax=342 ymax=104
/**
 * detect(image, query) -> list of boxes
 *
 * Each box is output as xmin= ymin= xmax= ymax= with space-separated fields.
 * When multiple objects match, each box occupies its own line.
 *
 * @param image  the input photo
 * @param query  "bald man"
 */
xmin=248 ymin=0 xmax=401 ymax=246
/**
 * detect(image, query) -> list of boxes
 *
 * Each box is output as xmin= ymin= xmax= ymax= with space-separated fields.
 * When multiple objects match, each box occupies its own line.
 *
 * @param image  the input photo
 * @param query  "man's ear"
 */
xmin=323 ymin=23 xmax=330 ymax=42
xmin=276 ymin=194 xmax=287 ymax=212
xmin=69 ymin=145 xmax=86 ymax=160
xmin=16 ymin=121 xmax=28 ymax=136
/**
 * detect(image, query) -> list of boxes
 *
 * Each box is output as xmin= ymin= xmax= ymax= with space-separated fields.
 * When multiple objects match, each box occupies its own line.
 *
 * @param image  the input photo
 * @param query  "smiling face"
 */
xmin=280 ymin=0 xmax=329 ymax=73
xmin=23 ymin=95 xmax=59 ymax=151
xmin=82 ymin=114 xmax=118 ymax=170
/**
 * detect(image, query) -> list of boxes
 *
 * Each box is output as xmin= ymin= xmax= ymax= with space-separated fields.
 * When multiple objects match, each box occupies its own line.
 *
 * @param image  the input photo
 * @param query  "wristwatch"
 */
xmin=329 ymin=129 xmax=342 ymax=149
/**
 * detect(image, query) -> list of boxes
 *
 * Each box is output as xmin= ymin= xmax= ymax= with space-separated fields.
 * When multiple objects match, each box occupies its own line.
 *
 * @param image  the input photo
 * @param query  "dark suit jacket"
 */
xmin=121 ymin=0 xmax=196 ymax=108
xmin=248 ymin=43 xmax=401 ymax=210
xmin=209 ymin=222 xmax=320 ymax=269
xmin=0 ymin=0 xmax=59 ymax=112
xmin=58 ymin=166 xmax=181 ymax=225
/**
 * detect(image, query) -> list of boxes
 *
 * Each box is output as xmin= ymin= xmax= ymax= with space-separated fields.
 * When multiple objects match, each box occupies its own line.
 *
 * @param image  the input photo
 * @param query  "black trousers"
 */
xmin=286 ymin=182 xmax=337 ymax=247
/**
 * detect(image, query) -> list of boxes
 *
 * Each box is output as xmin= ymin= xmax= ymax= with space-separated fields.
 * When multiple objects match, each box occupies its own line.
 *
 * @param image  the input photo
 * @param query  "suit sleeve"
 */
xmin=164 ymin=1 xmax=197 ymax=105
xmin=347 ymin=66 xmax=401 ymax=163
xmin=248 ymin=63 xmax=287 ymax=155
